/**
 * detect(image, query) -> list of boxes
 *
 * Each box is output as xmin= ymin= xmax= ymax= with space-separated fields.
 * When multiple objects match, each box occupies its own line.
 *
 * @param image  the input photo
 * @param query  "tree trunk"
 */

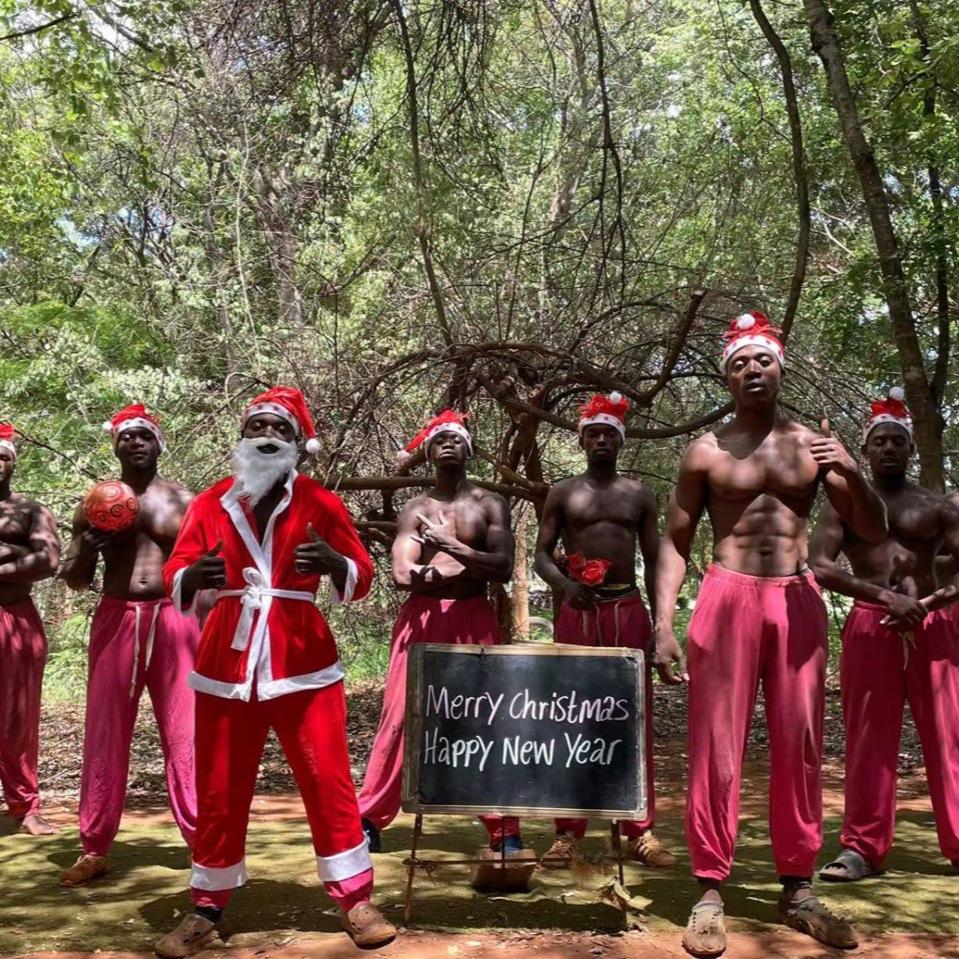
xmin=512 ymin=507 xmax=530 ymax=640
xmin=803 ymin=0 xmax=945 ymax=490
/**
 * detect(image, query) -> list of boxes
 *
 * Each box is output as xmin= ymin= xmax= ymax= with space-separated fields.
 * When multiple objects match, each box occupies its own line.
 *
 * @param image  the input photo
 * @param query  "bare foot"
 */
xmin=19 ymin=813 xmax=59 ymax=836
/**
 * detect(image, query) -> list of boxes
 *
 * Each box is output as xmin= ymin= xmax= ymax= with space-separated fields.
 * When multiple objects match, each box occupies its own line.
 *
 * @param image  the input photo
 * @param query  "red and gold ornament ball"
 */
xmin=83 ymin=480 xmax=139 ymax=532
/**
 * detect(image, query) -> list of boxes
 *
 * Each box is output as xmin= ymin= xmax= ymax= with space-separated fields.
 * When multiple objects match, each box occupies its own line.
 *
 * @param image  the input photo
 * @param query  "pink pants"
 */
xmin=79 ymin=596 xmax=198 ymax=856
xmin=686 ymin=565 xmax=827 ymax=881
xmin=840 ymin=601 xmax=959 ymax=867
xmin=191 ymin=684 xmax=373 ymax=914
xmin=553 ymin=593 xmax=655 ymax=839
xmin=0 ymin=600 xmax=46 ymax=819
xmin=357 ymin=594 xmax=519 ymax=843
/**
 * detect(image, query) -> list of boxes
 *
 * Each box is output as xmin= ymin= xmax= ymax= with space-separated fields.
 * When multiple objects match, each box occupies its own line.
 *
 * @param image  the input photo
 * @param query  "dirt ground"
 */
xmin=4 ymin=751 xmax=958 ymax=959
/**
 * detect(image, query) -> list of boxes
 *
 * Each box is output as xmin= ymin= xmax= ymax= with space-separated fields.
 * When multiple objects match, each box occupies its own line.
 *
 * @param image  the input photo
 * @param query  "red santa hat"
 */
xmin=397 ymin=410 xmax=471 ymax=465
xmin=0 ymin=422 xmax=17 ymax=459
xmin=578 ymin=392 xmax=629 ymax=441
xmin=720 ymin=310 xmax=785 ymax=373
xmin=863 ymin=387 xmax=913 ymax=442
xmin=102 ymin=404 xmax=165 ymax=451
xmin=242 ymin=385 xmax=320 ymax=454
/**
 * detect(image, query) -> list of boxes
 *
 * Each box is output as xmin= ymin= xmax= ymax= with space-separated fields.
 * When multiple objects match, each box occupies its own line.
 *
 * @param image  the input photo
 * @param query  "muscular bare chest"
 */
xmin=0 ymin=500 xmax=33 ymax=544
xmin=565 ymin=484 xmax=640 ymax=531
xmin=708 ymin=436 xmax=819 ymax=508
xmin=421 ymin=497 xmax=489 ymax=549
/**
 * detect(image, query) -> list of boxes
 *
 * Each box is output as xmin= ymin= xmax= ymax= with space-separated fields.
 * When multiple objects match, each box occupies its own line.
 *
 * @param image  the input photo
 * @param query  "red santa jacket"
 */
xmin=163 ymin=470 xmax=373 ymax=701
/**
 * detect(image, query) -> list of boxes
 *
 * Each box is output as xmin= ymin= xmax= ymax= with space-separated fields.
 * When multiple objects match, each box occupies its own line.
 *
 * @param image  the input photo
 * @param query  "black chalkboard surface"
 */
xmin=402 ymin=644 xmax=646 ymax=819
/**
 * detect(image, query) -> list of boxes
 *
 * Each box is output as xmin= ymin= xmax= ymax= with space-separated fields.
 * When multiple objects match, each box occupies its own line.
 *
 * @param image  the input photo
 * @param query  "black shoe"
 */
xmin=361 ymin=817 xmax=381 ymax=853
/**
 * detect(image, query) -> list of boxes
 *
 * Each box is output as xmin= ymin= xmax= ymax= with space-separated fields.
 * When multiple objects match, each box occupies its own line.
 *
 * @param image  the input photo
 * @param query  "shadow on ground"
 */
xmin=2 ymin=796 xmax=958 ymax=955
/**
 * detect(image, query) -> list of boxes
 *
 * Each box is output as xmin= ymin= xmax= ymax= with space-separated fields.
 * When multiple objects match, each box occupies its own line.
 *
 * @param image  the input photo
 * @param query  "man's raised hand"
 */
xmin=183 ymin=540 xmax=226 ymax=591
xmin=652 ymin=624 xmax=689 ymax=685
xmin=294 ymin=523 xmax=347 ymax=576
xmin=810 ymin=417 xmax=859 ymax=478
xmin=412 ymin=511 xmax=462 ymax=554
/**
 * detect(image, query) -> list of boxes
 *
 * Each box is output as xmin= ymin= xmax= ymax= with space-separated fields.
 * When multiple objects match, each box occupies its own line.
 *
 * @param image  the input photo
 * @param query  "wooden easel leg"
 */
xmin=403 ymin=814 xmax=423 ymax=927
xmin=611 ymin=820 xmax=625 ymax=886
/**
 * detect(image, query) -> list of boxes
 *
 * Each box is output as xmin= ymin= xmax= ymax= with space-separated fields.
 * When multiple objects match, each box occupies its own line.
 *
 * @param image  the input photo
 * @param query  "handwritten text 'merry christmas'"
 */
xmin=421 ymin=684 xmax=630 ymax=771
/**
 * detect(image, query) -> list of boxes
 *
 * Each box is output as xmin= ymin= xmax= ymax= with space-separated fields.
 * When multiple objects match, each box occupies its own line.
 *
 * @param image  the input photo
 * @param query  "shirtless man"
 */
xmin=533 ymin=392 xmax=674 ymax=868
xmin=654 ymin=312 xmax=887 ymax=957
xmin=811 ymin=390 xmax=959 ymax=881
xmin=0 ymin=422 xmax=60 ymax=836
xmin=356 ymin=410 xmax=526 ymax=861
xmin=59 ymin=404 xmax=199 ymax=886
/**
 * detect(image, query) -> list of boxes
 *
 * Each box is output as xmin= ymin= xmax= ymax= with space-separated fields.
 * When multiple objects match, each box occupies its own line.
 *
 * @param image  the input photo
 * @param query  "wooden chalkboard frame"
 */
xmin=402 ymin=643 xmax=647 ymax=820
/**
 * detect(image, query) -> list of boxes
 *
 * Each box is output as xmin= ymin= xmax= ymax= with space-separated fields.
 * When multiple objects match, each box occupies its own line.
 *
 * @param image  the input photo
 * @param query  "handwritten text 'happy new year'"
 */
xmin=421 ymin=685 xmax=631 ymax=770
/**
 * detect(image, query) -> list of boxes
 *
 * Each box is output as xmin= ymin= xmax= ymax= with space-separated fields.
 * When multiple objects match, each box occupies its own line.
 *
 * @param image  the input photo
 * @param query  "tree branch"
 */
xmin=749 ymin=0 xmax=810 ymax=340
xmin=0 ymin=10 xmax=77 ymax=43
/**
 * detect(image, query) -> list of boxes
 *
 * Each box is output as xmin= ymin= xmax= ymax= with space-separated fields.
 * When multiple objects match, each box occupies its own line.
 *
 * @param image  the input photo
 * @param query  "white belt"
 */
xmin=130 ymin=602 xmax=162 ymax=699
xmin=216 ymin=567 xmax=314 ymax=652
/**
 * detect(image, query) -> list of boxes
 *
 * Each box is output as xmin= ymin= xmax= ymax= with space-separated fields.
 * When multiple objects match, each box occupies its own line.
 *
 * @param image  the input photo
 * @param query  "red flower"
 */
xmin=567 ymin=553 xmax=613 ymax=586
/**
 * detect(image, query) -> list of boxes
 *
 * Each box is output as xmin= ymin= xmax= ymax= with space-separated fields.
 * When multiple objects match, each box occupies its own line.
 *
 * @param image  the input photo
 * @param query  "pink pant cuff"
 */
xmin=192 ymin=887 xmax=232 ymax=910
xmin=327 ymin=867 xmax=374 ymax=913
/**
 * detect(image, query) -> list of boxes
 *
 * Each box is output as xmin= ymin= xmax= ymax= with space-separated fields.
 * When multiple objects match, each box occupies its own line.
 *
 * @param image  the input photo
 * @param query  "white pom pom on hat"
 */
xmin=609 ymin=391 xmax=622 ymax=403
xmin=736 ymin=313 xmax=756 ymax=330
xmin=888 ymin=386 xmax=905 ymax=401
xmin=102 ymin=421 xmax=113 ymax=433
xmin=305 ymin=437 xmax=320 ymax=454
xmin=396 ymin=449 xmax=412 ymax=465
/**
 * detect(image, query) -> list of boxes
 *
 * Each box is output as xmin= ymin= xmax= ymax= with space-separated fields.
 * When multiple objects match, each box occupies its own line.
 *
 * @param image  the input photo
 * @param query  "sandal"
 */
xmin=819 ymin=848 xmax=878 ymax=882
xmin=541 ymin=832 xmax=579 ymax=869
xmin=778 ymin=893 xmax=858 ymax=949
xmin=59 ymin=854 xmax=109 ymax=887
xmin=631 ymin=831 xmax=677 ymax=868
xmin=682 ymin=900 xmax=726 ymax=958
xmin=154 ymin=914 xmax=217 ymax=958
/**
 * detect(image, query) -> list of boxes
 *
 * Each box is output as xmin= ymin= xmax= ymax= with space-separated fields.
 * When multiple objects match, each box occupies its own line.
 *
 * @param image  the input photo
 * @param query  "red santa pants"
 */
xmin=190 ymin=683 xmax=373 ymax=913
xmin=686 ymin=565 xmax=827 ymax=881
xmin=79 ymin=597 xmax=198 ymax=856
xmin=0 ymin=600 xmax=46 ymax=819
xmin=553 ymin=593 xmax=655 ymax=839
xmin=840 ymin=601 xmax=959 ymax=868
xmin=357 ymin=594 xmax=519 ymax=843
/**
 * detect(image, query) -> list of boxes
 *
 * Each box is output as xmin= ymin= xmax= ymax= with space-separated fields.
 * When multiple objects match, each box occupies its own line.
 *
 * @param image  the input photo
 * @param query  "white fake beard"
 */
xmin=231 ymin=436 xmax=298 ymax=506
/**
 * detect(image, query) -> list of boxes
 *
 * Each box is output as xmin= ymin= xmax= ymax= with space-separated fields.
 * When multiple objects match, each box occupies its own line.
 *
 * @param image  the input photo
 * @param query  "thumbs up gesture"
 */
xmin=810 ymin=416 xmax=858 ymax=477
xmin=183 ymin=540 xmax=226 ymax=591
xmin=295 ymin=523 xmax=348 ymax=576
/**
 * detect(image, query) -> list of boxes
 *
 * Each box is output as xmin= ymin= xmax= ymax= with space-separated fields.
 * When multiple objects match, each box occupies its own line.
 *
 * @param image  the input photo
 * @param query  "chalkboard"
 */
xmin=402 ymin=644 xmax=646 ymax=819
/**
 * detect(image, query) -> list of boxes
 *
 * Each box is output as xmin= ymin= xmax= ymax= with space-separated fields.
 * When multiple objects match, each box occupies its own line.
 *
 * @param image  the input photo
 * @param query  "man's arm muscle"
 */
xmin=0 ymin=504 xmax=60 ymax=582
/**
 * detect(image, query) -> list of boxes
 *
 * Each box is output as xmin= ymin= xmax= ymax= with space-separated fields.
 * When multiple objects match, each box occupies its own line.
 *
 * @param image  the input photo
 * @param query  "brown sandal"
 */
xmin=154 ymin=914 xmax=217 ymax=958
xmin=682 ymin=901 xmax=726 ymax=958
xmin=59 ymin=854 xmax=108 ymax=887
xmin=632 ymin=831 xmax=677 ymax=868
xmin=341 ymin=902 xmax=397 ymax=948
xmin=778 ymin=893 xmax=858 ymax=949
xmin=541 ymin=832 xmax=579 ymax=869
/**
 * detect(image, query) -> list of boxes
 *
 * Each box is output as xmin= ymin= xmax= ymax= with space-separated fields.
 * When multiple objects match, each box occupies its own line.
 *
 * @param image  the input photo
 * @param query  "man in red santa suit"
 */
xmin=60 ymin=405 xmax=198 ymax=886
xmin=0 ymin=422 xmax=61 ymax=836
xmin=155 ymin=386 xmax=395 ymax=956
xmin=356 ymin=410 xmax=529 ymax=872
xmin=534 ymin=393 xmax=674 ymax=869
